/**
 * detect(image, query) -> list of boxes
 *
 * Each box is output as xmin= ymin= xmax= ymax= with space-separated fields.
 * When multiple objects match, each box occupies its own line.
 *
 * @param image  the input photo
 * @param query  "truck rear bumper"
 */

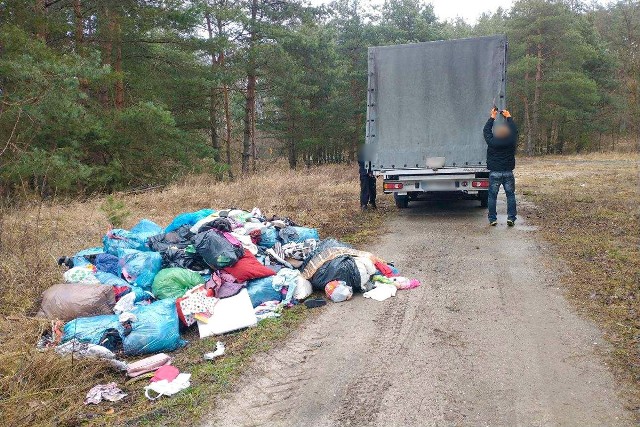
xmin=381 ymin=168 xmax=489 ymax=195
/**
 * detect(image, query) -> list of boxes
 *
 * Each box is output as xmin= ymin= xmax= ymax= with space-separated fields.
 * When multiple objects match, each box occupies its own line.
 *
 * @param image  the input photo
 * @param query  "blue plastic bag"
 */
xmin=292 ymin=227 xmax=319 ymax=242
xmin=165 ymin=209 xmax=215 ymax=233
xmin=93 ymin=253 xmax=120 ymax=276
xmin=72 ymin=247 xmax=104 ymax=267
xmin=62 ymin=314 xmax=124 ymax=347
xmin=246 ymin=277 xmax=282 ymax=308
xmin=103 ymin=219 xmax=162 ymax=255
xmin=259 ymin=227 xmax=278 ymax=248
xmin=118 ymin=249 xmax=162 ymax=291
xmin=95 ymin=271 xmax=129 ymax=287
xmin=123 ymin=299 xmax=185 ymax=355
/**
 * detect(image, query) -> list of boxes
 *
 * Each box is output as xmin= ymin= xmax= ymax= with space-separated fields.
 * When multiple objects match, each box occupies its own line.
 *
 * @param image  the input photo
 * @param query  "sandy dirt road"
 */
xmin=207 ymin=198 xmax=632 ymax=427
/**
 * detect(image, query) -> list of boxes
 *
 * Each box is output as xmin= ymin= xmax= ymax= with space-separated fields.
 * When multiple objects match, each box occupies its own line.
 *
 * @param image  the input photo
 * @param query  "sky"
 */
xmin=307 ymin=0 xmax=612 ymax=24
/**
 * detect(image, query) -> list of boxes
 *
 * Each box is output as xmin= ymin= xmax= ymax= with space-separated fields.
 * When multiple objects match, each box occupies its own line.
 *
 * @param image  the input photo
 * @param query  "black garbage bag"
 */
xmin=197 ymin=217 xmax=233 ymax=233
xmin=299 ymin=238 xmax=352 ymax=271
xmin=161 ymin=247 xmax=208 ymax=271
xmin=310 ymin=255 xmax=361 ymax=292
xmin=148 ymin=225 xmax=194 ymax=252
xmin=194 ymin=230 xmax=244 ymax=269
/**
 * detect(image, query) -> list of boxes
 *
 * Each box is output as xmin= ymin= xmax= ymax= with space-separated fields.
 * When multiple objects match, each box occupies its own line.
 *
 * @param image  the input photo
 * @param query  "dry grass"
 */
xmin=0 ymin=163 xmax=389 ymax=426
xmin=517 ymin=152 xmax=640 ymax=417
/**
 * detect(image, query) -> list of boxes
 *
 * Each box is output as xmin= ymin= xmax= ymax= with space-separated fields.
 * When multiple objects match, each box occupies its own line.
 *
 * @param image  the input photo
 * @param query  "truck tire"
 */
xmin=394 ymin=194 xmax=409 ymax=209
xmin=479 ymin=192 xmax=488 ymax=208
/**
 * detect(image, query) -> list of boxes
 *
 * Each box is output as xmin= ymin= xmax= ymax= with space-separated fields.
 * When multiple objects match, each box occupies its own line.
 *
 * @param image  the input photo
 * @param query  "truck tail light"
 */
xmin=472 ymin=180 xmax=489 ymax=188
xmin=384 ymin=182 xmax=404 ymax=190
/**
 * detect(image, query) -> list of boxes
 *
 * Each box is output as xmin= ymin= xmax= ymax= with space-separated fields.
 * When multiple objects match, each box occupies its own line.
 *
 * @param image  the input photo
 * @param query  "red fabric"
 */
xmin=222 ymin=251 xmax=275 ymax=282
xmin=374 ymin=260 xmax=394 ymax=278
xmin=249 ymin=229 xmax=261 ymax=245
xmin=150 ymin=365 xmax=180 ymax=383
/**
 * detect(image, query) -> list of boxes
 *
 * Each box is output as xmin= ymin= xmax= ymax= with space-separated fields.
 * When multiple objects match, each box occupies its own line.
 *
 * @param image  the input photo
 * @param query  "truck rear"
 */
xmin=364 ymin=35 xmax=508 ymax=208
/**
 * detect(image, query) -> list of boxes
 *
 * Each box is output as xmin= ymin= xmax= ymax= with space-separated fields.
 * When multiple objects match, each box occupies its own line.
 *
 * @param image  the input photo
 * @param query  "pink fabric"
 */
xmin=150 ymin=365 xmax=180 ymax=383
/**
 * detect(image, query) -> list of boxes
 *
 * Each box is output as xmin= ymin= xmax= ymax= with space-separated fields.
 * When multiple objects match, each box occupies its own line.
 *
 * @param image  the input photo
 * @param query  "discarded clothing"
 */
xmin=363 ymin=283 xmax=397 ymax=301
xmin=150 ymin=365 xmax=180 ymax=383
xmin=127 ymin=353 xmax=172 ymax=377
xmin=255 ymin=300 xmax=282 ymax=320
xmin=144 ymin=373 xmax=191 ymax=400
xmin=222 ymin=251 xmax=275 ymax=283
xmin=85 ymin=382 xmax=127 ymax=405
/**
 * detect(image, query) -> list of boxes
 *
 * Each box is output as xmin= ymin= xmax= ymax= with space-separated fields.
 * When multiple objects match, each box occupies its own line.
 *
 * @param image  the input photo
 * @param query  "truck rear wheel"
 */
xmin=479 ymin=192 xmax=488 ymax=208
xmin=394 ymin=194 xmax=409 ymax=209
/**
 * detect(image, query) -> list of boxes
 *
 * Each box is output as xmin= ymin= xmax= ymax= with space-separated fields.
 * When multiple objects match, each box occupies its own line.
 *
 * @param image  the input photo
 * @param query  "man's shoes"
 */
xmin=361 ymin=205 xmax=368 ymax=211
xmin=489 ymin=221 xmax=497 ymax=226
xmin=370 ymin=203 xmax=378 ymax=210
xmin=507 ymin=219 xmax=515 ymax=227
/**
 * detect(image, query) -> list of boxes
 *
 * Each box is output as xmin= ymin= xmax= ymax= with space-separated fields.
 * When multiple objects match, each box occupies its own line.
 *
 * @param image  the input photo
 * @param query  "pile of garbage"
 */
xmin=37 ymin=208 xmax=419 ymax=402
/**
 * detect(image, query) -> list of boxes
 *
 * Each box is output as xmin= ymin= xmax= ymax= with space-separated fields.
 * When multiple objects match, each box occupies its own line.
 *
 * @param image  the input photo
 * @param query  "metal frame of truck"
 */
xmin=364 ymin=36 xmax=508 ymax=209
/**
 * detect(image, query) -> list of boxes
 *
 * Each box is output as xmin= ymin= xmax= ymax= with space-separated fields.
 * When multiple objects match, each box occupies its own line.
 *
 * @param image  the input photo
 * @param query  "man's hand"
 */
xmin=490 ymin=107 xmax=498 ymax=119
xmin=500 ymin=109 xmax=511 ymax=118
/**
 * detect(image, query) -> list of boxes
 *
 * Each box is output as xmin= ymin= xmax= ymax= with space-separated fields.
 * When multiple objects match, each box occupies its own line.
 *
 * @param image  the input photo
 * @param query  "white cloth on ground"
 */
xmin=363 ymin=283 xmax=397 ymax=302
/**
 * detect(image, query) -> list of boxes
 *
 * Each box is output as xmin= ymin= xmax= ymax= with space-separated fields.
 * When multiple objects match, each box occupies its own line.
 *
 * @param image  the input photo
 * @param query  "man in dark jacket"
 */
xmin=358 ymin=160 xmax=377 ymax=210
xmin=483 ymin=107 xmax=518 ymax=226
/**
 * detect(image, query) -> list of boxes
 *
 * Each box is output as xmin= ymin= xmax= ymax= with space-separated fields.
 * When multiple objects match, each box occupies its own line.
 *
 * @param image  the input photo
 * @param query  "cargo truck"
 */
xmin=364 ymin=35 xmax=508 ymax=209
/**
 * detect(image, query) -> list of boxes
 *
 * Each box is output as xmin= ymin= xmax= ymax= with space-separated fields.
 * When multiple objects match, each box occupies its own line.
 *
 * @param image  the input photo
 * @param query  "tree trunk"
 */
xmin=205 ymin=12 xmax=220 ymax=161
xmin=532 ymin=39 xmax=543 ymax=153
xmin=223 ymin=83 xmax=233 ymax=180
xmin=100 ymin=5 xmax=113 ymax=107
xmin=523 ymin=69 xmax=533 ymax=155
xmin=114 ymin=12 xmax=124 ymax=110
xmin=35 ymin=0 xmax=46 ymax=42
xmin=242 ymin=0 xmax=258 ymax=175
xmin=73 ymin=0 xmax=83 ymax=47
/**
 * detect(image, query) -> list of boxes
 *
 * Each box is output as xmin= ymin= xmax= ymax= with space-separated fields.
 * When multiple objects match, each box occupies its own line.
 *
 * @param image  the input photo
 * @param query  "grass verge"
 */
xmin=0 ymin=163 xmax=389 ymax=426
xmin=517 ymin=153 xmax=639 ymax=418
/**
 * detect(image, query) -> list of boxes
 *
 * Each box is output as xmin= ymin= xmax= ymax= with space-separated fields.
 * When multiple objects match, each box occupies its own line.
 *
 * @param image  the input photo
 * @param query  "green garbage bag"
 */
xmin=152 ymin=268 xmax=205 ymax=299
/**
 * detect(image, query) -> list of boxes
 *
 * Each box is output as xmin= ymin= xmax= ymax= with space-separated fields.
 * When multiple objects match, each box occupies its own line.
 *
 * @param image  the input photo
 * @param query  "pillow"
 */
xmin=222 ymin=251 xmax=276 ymax=282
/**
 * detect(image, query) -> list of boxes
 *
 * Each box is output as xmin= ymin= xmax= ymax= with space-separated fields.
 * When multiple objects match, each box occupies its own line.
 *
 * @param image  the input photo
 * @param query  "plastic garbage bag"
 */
xmin=325 ymin=280 xmax=353 ymax=302
xmin=62 ymin=314 xmax=125 ymax=349
xmin=311 ymin=256 xmax=361 ymax=291
xmin=258 ymin=227 xmax=278 ymax=248
xmin=93 ymin=253 xmax=120 ymax=276
xmin=165 ymin=209 xmax=215 ymax=233
xmin=160 ymin=246 xmax=208 ymax=271
xmin=72 ymin=247 xmax=104 ymax=267
xmin=123 ymin=299 xmax=185 ymax=355
xmin=103 ymin=219 xmax=162 ymax=255
xmin=246 ymin=276 xmax=282 ymax=308
xmin=63 ymin=265 xmax=99 ymax=284
xmin=194 ymin=230 xmax=244 ymax=269
xmin=291 ymin=227 xmax=319 ymax=242
xmin=94 ymin=271 xmax=129 ymax=288
xmin=118 ymin=249 xmax=162 ymax=291
xmin=293 ymin=276 xmax=313 ymax=300
xmin=37 ymin=284 xmax=116 ymax=321
xmin=152 ymin=268 xmax=205 ymax=300
xmin=148 ymin=225 xmax=194 ymax=252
